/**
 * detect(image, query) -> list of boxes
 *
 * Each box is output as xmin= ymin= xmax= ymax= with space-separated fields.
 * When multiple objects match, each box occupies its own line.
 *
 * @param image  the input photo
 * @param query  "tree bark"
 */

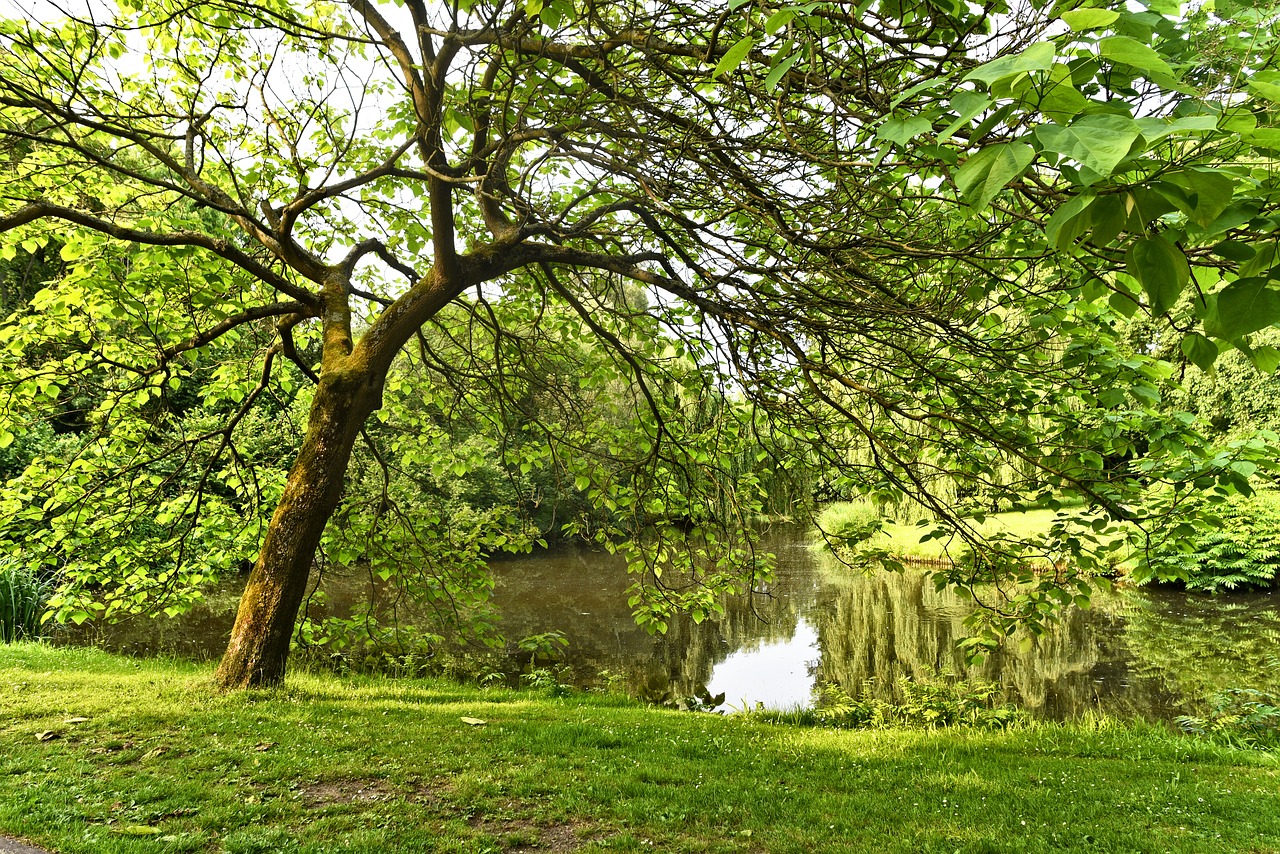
xmin=213 ymin=367 xmax=379 ymax=689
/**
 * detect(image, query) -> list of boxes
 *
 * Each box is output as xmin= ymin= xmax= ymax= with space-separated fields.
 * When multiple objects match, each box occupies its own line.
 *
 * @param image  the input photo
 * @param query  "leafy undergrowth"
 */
xmin=3 ymin=645 xmax=1280 ymax=853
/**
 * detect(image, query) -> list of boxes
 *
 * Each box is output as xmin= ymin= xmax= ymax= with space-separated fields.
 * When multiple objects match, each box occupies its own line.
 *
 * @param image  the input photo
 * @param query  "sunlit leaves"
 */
xmin=964 ymin=42 xmax=1054 ymax=85
xmin=1206 ymin=278 xmax=1280 ymax=340
xmin=1061 ymin=8 xmax=1120 ymax=31
xmin=712 ymin=35 xmax=754 ymax=78
xmin=1181 ymin=333 xmax=1219 ymax=372
xmin=1098 ymin=36 xmax=1178 ymax=82
xmin=1034 ymin=115 xmax=1143 ymax=180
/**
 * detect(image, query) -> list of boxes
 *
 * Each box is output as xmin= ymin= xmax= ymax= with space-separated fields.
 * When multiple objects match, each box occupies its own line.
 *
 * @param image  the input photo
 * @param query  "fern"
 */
xmin=1149 ymin=496 xmax=1280 ymax=593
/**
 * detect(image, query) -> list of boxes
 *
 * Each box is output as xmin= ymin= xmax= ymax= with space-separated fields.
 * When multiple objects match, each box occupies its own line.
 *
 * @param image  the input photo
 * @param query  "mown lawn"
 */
xmin=2 ymin=644 xmax=1278 ymax=853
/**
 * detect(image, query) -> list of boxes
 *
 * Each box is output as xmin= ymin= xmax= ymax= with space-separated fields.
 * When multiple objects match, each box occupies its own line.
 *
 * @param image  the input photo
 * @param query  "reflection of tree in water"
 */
xmin=1110 ymin=589 xmax=1280 ymax=707
xmin=808 ymin=563 xmax=1184 ymax=720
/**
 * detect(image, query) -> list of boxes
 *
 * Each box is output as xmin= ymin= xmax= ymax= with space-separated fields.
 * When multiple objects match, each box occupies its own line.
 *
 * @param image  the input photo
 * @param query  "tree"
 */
xmin=0 ymin=0 xmax=1278 ymax=688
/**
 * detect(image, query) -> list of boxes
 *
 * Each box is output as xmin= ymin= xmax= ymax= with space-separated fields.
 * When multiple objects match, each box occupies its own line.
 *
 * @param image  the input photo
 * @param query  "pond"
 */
xmin=62 ymin=529 xmax=1280 ymax=721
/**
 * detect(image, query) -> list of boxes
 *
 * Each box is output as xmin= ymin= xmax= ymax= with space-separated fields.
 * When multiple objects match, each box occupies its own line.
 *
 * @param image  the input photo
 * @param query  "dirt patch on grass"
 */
xmin=473 ymin=817 xmax=589 ymax=852
xmin=299 ymin=778 xmax=402 ymax=808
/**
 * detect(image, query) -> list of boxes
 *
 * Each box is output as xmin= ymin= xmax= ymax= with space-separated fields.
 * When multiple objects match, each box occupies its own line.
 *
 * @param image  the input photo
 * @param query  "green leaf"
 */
xmin=1157 ymin=169 xmax=1236 ymax=229
xmin=764 ymin=9 xmax=795 ymax=34
xmin=1248 ymin=79 xmax=1280 ymax=101
xmin=1035 ymin=115 xmax=1143 ymax=179
xmin=1251 ymin=345 xmax=1280 ymax=374
xmin=877 ymin=116 xmax=933 ymax=145
xmin=1245 ymin=127 xmax=1280 ymax=151
xmin=1206 ymin=278 xmax=1280 ymax=339
xmin=713 ymin=36 xmax=754 ymax=78
xmin=1045 ymin=193 xmax=1095 ymax=250
xmin=1134 ymin=115 xmax=1218 ymax=144
xmin=964 ymin=42 xmax=1054 ymax=85
xmin=1125 ymin=235 xmax=1188 ymax=315
xmin=953 ymin=142 xmax=1035 ymax=210
xmin=1098 ymin=36 xmax=1177 ymax=81
xmin=1038 ymin=64 xmax=1088 ymax=124
xmin=1061 ymin=8 xmax=1120 ymax=30
xmin=764 ymin=50 xmax=802 ymax=91
xmin=937 ymin=91 xmax=990 ymax=142
xmin=1086 ymin=195 xmax=1128 ymax=247
xmin=1180 ymin=332 xmax=1219 ymax=372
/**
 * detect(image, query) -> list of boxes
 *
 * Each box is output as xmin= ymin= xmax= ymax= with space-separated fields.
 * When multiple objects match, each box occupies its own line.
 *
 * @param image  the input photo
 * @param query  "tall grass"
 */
xmin=0 ymin=561 xmax=50 ymax=643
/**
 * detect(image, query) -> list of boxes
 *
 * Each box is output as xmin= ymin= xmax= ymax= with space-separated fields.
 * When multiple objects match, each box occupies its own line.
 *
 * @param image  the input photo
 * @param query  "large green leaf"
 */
xmin=1098 ymin=36 xmax=1177 ymax=81
xmin=1062 ymin=8 xmax=1120 ymax=30
xmin=937 ymin=91 xmax=991 ymax=142
xmin=877 ymin=116 xmax=933 ymax=145
xmin=1180 ymin=332 xmax=1219 ymax=372
xmin=1156 ymin=169 xmax=1236 ymax=229
xmin=1204 ymin=278 xmax=1280 ymax=339
xmin=1038 ymin=64 xmax=1088 ymax=124
xmin=1044 ymin=193 xmax=1094 ymax=250
xmin=713 ymin=36 xmax=754 ymax=78
xmin=1134 ymin=115 xmax=1218 ymax=144
xmin=1125 ymin=235 xmax=1188 ymax=315
xmin=964 ymin=42 xmax=1054 ymax=85
xmin=1035 ymin=115 xmax=1142 ymax=180
xmin=953 ymin=143 xmax=1035 ymax=210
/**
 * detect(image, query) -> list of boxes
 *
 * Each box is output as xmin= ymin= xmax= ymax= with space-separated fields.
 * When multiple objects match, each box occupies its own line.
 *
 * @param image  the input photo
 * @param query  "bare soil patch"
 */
xmin=299 ymin=778 xmax=402 ymax=808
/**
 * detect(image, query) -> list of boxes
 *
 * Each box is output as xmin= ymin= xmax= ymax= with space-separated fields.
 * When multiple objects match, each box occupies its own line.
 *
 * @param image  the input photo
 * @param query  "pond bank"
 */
xmin=61 ymin=528 xmax=1280 ymax=723
xmin=2 ymin=644 xmax=1278 ymax=853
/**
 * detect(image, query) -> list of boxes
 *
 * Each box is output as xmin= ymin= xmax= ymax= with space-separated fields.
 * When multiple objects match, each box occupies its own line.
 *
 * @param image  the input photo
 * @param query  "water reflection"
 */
xmin=61 ymin=529 xmax=1280 ymax=721
xmin=492 ymin=532 xmax=1278 ymax=720
xmin=705 ymin=617 xmax=820 ymax=710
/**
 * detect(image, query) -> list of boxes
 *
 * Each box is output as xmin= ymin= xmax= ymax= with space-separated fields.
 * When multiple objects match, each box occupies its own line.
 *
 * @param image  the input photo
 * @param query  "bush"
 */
xmin=769 ymin=675 xmax=1025 ymax=730
xmin=1177 ymin=687 xmax=1280 ymax=750
xmin=1146 ymin=495 xmax=1280 ymax=593
xmin=814 ymin=501 xmax=883 ymax=550
xmin=0 ymin=560 xmax=50 ymax=643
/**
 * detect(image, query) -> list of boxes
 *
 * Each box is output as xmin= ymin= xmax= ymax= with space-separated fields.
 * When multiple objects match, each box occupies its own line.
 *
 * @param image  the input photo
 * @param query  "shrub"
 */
xmin=1146 ymin=495 xmax=1280 ymax=593
xmin=1177 ymin=687 xmax=1280 ymax=750
xmin=0 ymin=560 xmax=50 ymax=643
xmin=773 ymin=675 xmax=1025 ymax=730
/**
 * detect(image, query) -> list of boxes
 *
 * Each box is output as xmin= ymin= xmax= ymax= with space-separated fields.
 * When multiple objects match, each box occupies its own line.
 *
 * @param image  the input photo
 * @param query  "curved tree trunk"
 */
xmin=214 ymin=368 xmax=379 ymax=689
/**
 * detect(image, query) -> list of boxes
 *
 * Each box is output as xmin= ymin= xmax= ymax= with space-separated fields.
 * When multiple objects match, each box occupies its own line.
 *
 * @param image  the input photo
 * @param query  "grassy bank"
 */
xmin=814 ymin=502 xmax=1130 ymax=566
xmin=2 ymin=646 xmax=1278 ymax=853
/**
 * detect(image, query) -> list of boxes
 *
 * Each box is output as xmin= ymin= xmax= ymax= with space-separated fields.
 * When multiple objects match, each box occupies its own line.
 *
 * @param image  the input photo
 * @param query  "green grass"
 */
xmin=3 ymin=645 xmax=1279 ymax=853
xmin=878 ymin=508 xmax=1068 ymax=562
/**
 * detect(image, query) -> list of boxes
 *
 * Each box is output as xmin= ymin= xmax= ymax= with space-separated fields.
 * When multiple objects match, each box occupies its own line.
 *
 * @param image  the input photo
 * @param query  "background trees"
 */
xmin=0 ymin=0 xmax=1278 ymax=687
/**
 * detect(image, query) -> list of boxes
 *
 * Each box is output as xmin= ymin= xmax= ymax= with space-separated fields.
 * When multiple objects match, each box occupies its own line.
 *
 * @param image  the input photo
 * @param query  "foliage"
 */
xmin=807 ymin=675 xmax=1025 ymax=731
xmin=2 ymin=0 xmax=1280 ymax=685
xmin=0 ymin=558 xmax=47 ymax=642
xmin=1141 ymin=493 xmax=1280 ymax=592
xmin=1114 ymin=590 xmax=1280 ymax=705
xmin=1177 ymin=687 xmax=1280 ymax=750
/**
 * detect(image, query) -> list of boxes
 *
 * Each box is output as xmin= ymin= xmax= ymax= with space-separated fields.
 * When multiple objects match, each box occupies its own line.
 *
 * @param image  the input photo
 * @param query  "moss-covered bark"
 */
xmin=213 ymin=368 xmax=378 ymax=690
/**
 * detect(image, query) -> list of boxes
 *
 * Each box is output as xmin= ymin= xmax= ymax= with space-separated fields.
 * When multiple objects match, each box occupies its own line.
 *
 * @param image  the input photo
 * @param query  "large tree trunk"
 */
xmin=213 ymin=368 xmax=378 ymax=689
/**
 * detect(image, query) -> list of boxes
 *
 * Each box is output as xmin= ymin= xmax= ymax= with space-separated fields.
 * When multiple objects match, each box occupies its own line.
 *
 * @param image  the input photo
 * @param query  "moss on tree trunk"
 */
xmin=213 ymin=369 xmax=376 ymax=690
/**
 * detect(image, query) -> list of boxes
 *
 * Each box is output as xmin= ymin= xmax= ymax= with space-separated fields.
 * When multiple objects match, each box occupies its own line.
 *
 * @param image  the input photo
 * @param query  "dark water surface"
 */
xmin=65 ymin=530 xmax=1280 ymax=720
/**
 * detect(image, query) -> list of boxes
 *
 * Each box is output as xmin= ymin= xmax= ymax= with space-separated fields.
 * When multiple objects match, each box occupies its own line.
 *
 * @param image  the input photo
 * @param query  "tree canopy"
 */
xmin=1 ymin=0 xmax=1279 ymax=687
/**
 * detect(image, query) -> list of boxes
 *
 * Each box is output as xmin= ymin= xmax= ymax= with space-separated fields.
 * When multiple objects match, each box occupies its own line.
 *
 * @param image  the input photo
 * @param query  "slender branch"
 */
xmin=0 ymin=201 xmax=322 ymax=308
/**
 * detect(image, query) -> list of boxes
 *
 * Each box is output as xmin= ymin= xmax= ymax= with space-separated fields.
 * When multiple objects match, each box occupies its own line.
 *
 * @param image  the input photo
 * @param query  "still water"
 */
xmin=67 ymin=530 xmax=1280 ymax=720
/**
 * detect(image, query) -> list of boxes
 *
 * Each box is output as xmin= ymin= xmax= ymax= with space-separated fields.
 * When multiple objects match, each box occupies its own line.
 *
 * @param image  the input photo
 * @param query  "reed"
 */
xmin=0 ymin=561 xmax=49 ymax=643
